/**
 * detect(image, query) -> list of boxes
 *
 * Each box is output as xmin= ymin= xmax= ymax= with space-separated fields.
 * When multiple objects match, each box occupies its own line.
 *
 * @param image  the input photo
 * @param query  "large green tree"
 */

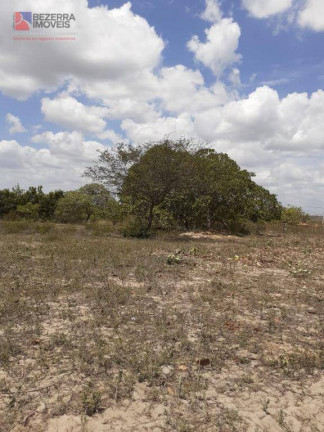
xmin=121 ymin=140 xmax=191 ymax=229
xmin=160 ymin=149 xmax=281 ymax=230
xmin=84 ymin=139 xmax=282 ymax=231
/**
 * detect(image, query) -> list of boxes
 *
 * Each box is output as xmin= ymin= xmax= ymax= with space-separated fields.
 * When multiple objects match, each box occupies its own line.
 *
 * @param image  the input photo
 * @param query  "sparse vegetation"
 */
xmin=0 ymin=221 xmax=322 ymax=431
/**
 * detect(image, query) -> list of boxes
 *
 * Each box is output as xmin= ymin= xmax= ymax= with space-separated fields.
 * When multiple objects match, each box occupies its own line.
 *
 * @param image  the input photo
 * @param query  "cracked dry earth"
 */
xmin=0 ymin=225 xmax=323 ymax=431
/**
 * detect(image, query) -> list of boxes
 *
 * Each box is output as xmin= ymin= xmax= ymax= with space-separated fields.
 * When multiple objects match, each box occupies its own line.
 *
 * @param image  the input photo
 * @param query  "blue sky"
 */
xmin=95 ymin=0 xmax=324 ymax=95
xmin=1 ymin=0 xmax=324 ymax=213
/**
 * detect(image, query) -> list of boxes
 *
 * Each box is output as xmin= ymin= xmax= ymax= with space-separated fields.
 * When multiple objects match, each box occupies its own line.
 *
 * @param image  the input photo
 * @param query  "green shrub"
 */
xmin=55 ymin=192 xmax=93 ymax=223
xmin=16 ymin=203 xmax=40 ymax=220
xmin=154 ymin=208 xmax=177 ymax=231
xmin=81 ymin=386 xmax=102 ymax=416
xmin=121 ymin=218 xmax=151 ymax=238
xmin=281 ymin=206 xmax=310 ymax=225
xmin=166 ymin=254 xmax=181 ymax=265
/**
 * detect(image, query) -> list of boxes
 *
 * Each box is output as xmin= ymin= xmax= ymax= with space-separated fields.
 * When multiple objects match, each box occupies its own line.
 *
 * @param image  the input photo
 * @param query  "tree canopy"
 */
xmin=85 ymin=139 xmax=282 ymax=231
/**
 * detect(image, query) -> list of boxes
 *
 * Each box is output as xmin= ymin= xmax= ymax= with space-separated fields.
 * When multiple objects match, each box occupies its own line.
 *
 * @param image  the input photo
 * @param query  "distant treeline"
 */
xmin=0 ymin=140 xmax=310 ymax=235
xmin=0 ymin=186 xmax=64 ymax=221
xmin=0 ymin=184 xmax=121 ymax=225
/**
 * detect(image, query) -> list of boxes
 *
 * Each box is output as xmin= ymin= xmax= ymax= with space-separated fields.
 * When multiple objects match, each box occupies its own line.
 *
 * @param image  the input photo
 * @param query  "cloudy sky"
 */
xmin=1 ymin=0 xmax=324 ymax=213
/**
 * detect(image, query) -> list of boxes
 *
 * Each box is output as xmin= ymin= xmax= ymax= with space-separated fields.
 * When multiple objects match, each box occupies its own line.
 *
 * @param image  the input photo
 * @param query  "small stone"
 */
xmin=178 ymin=364 xmax=188 ymax=371
xmin=161 ymin=365 xmax=174 ymax=376
xmin=37 ymin=402 xmax=47 ymax=413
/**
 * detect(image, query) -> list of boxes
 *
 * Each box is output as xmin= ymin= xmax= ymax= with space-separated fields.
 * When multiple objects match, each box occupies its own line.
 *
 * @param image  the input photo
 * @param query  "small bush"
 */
xmin=167 ymin=254 xmax=181 ymax=265
xmin=121 ymin=218 xmax=151 ymax=238
xmin=81 ymin=386 xmax=102 ymax=416
xmin=281 ymin=206 xmax=310 ymax=225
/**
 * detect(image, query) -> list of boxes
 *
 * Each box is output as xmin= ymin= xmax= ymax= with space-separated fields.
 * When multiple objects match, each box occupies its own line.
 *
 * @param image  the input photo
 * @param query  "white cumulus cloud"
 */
xmin=192 ymin=86 xmax=324 ymax=210
xmin=121 ymin=113 xmax=196 ymax=144
xmin=5 ymin=113 xmax=26 ymax=134
xmin=298 ymin=0 xmax=324 ymax=32
xmin=31 ymin=130 xmax=105 ymax=162
xmin=194 ymin=86 xmax=324 ymax=154
xmin=242 ymin=0 xmax=293 ymax=19
xmin=0 ymin=132 xmax=106 ymax=190
xmin=41 ymin=95 xmax=109 ymax=136
xmin=158 ymin=65 xmax=229 ymax=115
xmin=0 ymin=1 xmax=164 ymax=100
xmin=200 ymin=0 xmax=222 ymax=23
xmin=187 ymin=18 xmax=242 ymax=76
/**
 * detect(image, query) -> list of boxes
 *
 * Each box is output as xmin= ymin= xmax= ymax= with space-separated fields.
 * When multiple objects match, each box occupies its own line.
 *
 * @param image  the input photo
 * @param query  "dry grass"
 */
xmin=0 ymin=222 xmax=323 ymax=431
